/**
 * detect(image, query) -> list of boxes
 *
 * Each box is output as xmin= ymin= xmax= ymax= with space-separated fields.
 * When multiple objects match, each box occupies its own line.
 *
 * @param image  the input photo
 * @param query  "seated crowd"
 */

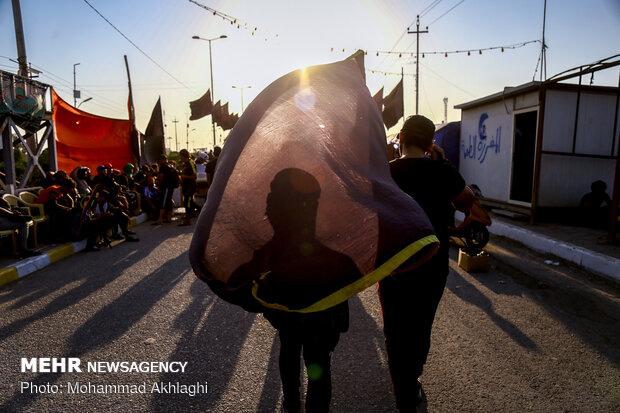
xmin=1 ymin=148 xmax=220 ymax=257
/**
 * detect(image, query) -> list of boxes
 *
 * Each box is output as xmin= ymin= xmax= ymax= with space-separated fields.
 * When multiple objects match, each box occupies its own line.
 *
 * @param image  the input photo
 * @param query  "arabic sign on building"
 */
xmin=461 ymin=112 xmax=502 ymax=164
xmin=458 ymin=104 xmax=512 ymax=202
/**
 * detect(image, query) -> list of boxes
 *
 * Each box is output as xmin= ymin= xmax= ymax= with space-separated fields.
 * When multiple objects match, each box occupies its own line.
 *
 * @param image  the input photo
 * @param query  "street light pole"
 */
xmin=232 ymin=85 xmax=251 ymax=112
xmin=172 ymin=117 xmax=179 ymax=152
xmin=192 ymin=35 xmax=227 ymax=148
xmin=73 ymin=62 xmax=80 ymax=107
xmin=77 ymin=97 xmax=92 ymax=109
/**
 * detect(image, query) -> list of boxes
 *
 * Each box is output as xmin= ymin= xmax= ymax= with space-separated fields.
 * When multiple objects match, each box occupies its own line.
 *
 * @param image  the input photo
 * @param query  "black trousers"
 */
xmin=181 ymin=187 xmax=197 ymax=219
xmin=265 ymin=303 xmax=347 ymax=413
xmin=158 ymin=186 xmax=175 ymax=211
xmin=378 ymin=257 xmax=448 ymax=412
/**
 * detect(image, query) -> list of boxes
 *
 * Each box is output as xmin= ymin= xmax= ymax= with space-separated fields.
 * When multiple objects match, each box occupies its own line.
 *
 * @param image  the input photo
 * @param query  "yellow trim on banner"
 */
xmin=251 ymin=234 xmax=439 ymax=313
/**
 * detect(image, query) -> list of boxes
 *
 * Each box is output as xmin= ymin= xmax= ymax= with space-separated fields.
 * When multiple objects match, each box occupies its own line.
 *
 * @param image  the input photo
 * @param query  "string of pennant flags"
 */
xmin=332 ymin=39 xmax=541 ymax=58
xmin=188 ymin=0 xmax=538 ymax=56
xmin=189 ymin=0 xmax=279 ymax=40
xmin=368 ymin=69 xmax=415 ymax=77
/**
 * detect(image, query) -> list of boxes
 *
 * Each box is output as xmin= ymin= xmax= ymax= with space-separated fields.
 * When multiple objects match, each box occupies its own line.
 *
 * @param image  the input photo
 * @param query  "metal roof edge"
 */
xmin=454 ymin=81 xmax=542 ymax=110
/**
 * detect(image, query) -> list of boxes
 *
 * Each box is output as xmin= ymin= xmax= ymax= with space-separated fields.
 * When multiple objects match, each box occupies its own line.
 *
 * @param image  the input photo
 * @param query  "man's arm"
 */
xmin=452 ymin=186 xmax=475 ymax=213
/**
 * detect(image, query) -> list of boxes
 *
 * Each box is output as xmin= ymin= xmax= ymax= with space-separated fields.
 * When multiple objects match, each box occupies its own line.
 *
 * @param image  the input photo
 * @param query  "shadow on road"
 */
xmin=0 ymin=237 xmax=164 ymax=343
xmin=483 ymin=240 xmax=620 ymax=368
xmin=0 ymin=249 xmax=188 ymax=411
xmin=149 ymin=279 xmax=257 ymax=412
xmin=332 ymin=294 xmax=397 ymax=412
xmin=446 ymin=269 xmax=539 ymax=351
xmin=256 ymin=335 xmax=281 ymax=412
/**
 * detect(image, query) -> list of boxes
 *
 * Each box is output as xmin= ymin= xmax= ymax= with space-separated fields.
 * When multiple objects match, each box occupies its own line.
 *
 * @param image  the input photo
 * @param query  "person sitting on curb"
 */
xmin=115 ymin=163 xmax=141 ymax=216
xmin=91 ymin=165 xmax=109 ymax=189
xmin=0 ymin=197 xmax=39 ymax=259
xmin=108 ymin=185 xmax=139 ymax=242
xmin=579 ymin=180 xmax=612 ymax=228
xmin=36 ymin=178 xmax=78 ymax=242
xmin=81 ymin=190 xmax=139 ymax=250
xmin=70 ymin=166 xmax=92 ymax=195
xmin=141 ymin=176 xmax=159 ymax=220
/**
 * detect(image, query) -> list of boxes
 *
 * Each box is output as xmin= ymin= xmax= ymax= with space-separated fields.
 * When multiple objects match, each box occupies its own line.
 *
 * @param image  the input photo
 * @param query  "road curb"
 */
xmin=488 ymin=220 xmax=620 ymax=284
xmin=0 ymin=213 xmax=147 ymax=288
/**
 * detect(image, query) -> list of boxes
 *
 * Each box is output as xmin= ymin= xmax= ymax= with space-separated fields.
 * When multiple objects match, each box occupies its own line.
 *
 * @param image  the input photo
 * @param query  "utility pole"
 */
xmin=73 ymin=63 xmax=80 ymax=107
xmin=172 ymin=118 xmax=179 ymax=152
xmin=11 ymin=0 xmax=28 ymax=78
xmin=185 ymin=114 xmax=190 ymax=150
xmin=408 ymin=15 xmax=428 ymax=115
xmin=443 ymin=97 xmax=448 ymax=124
xmin=540 ymin=0 xmax=548 ymax=81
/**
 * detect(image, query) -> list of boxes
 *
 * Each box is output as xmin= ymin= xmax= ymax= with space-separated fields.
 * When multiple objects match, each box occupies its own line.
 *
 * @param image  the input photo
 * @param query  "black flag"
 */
xmin=382 ymin=80 xmax=404 ymax=129
xmin=189 ymin=89 xmax=213 ymax=121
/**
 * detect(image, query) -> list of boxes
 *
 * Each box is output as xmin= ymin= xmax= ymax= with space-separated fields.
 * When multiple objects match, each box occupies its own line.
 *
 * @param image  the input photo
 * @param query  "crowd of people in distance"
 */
xmin=1 ymin=147 xmax=221 ymax=256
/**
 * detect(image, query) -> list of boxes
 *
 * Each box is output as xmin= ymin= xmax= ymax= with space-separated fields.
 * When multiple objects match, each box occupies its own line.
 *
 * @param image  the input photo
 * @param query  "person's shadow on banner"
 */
xmin=228 ymin=168 xmax=362 ymax=312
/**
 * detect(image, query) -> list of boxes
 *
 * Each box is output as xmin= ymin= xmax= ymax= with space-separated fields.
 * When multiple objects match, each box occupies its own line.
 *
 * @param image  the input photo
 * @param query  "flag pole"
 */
xmin=124 ymin=54 xmax=140 ymax=163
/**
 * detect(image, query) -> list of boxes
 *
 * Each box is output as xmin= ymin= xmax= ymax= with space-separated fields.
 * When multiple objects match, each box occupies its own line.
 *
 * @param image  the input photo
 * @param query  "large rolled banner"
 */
xmin=189 ymin=56 xmax=438 ymax=313
xmin=52 ymin=89 xmax=134 ymax=173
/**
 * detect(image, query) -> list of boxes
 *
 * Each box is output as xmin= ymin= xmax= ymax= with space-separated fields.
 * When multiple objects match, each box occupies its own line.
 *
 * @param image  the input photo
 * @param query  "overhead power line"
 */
xmin=82 ymin=0 xmax=191 ymax=91
xmin=427 ymin=0 xmax=464 ymax=27
xmin=419 ymin=0 xmax=444 ymax=18
xmin=419 ymin=61 xmax=476 ymax=98
xmin=376 ymin=0 xmax=465 ymax=70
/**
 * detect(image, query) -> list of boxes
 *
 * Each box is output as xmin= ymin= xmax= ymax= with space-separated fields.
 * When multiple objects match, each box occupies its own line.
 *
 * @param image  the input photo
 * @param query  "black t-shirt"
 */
xmin=158 ymin=163 xmax=179 ymax=188
xmin=180 ymin=160 xmax=196 ymax=193
xmin=389 ymin=157 xmax=465 ymax=260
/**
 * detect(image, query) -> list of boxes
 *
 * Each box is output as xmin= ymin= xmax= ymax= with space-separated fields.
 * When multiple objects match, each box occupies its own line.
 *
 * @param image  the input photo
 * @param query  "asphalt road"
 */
xmin=0 ymin=219 xmax=618 ymax=412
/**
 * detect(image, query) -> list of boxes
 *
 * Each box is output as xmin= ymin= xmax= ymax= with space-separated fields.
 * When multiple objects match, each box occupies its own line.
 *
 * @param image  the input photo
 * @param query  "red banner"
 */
xmin=52 ymin=88 xmax=134 ymax=173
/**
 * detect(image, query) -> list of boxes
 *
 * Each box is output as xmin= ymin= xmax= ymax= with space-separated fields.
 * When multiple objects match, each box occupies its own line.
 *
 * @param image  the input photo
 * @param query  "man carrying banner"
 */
xmin=190 ymin=55 xmax=440 ymax=413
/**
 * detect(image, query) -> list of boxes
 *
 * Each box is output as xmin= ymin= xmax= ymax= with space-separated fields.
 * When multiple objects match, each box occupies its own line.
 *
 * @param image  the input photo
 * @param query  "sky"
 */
xmin=1 ymin=0 xmax=619 ymax=151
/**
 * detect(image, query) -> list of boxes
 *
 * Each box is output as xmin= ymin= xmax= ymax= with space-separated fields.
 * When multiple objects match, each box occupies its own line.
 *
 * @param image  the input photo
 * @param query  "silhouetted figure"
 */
xmin=155 ymin=154 xmax=179 ymax=224
xmin=178 ymin=149 xmax=197 ymax=226
xmin=229 ymin=168 xmax=358 ymax=413
xmin=205 ymin=146 xmax=221 ymax=188
xmin=580 ymin=180 xmax=612 ymax=228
